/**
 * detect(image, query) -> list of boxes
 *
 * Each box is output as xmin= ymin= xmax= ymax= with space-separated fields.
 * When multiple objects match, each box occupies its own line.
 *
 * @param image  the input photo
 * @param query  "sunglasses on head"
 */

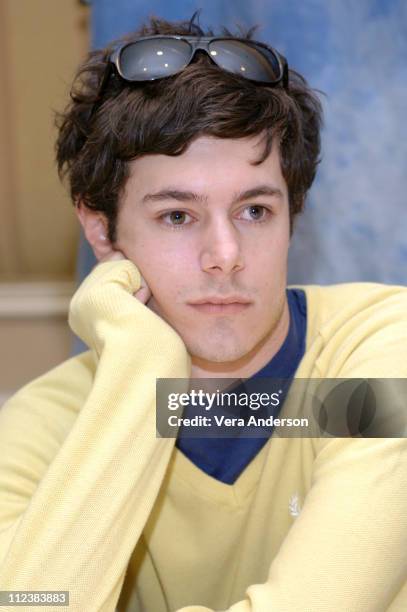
xmin=91 ymin=35 xmax=289 ymax=117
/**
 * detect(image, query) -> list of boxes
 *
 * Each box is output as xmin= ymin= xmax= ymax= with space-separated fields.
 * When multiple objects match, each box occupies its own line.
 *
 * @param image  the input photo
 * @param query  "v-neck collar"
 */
xmin=170 ymin=439 xmax=270 ymax=508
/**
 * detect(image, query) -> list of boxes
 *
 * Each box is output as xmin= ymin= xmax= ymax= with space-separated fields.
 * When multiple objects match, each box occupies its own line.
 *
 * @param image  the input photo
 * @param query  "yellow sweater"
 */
xmin=0 ymin=260 xmax=406 ymax=612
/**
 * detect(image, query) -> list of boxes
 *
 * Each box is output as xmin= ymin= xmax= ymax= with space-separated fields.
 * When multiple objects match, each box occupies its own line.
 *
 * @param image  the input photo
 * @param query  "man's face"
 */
xmin=116 ymin=134 xmax=290 ymax=365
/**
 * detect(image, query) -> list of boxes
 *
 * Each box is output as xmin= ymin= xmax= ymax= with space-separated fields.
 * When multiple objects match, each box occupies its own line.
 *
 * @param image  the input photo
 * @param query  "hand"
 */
xmin=70 ymin=247 xmax=187 ymax=361
xmin=99 ymin=250 xmax=152 ymax=306
xmin=69 ymin=250 xmax=152 ymax=352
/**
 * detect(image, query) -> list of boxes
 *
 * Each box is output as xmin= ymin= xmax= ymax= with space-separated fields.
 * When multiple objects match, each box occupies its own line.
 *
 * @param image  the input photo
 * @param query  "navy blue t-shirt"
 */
xmin=176 ymin=288 xmax=307 ymax=484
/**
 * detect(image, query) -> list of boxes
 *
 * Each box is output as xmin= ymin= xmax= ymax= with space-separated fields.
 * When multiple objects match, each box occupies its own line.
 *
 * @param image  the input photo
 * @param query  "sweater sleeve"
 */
xmin=0 ymin=259 xmax=190 ymax=611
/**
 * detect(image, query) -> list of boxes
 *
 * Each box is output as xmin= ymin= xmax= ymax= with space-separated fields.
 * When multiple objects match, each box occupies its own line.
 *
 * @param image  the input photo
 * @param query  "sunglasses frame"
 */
xmin=90 ymin=35 xmax=289 ymax=120
xmin=110 ymin=35 xmax=288 ymax=87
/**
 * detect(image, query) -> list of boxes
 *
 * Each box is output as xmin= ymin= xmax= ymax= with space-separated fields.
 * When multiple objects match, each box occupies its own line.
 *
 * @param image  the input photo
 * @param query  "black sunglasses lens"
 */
xmin=209 ymin=40 xmax=282 ymax=83
xmin=119 ymin=39 xmax=191 ymax=81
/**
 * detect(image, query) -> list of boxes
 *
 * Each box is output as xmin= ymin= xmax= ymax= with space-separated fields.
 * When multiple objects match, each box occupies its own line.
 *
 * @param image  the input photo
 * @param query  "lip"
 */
xmin=189 ymin=296 xmax=251 ymax=305
xmin=188 ymin=297 xmax=252 ymax=315
xmin=189 ymin=303 xmax=251 ymax=314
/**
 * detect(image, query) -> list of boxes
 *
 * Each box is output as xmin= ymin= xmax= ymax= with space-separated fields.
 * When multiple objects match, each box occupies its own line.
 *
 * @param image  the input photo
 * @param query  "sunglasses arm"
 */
xmin=283 ymin=61 xmax=289 ymax=90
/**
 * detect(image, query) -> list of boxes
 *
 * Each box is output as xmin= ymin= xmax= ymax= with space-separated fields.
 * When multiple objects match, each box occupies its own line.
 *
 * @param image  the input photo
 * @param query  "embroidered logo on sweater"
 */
xmin=288 ymin=492 xmax=302 ymax=518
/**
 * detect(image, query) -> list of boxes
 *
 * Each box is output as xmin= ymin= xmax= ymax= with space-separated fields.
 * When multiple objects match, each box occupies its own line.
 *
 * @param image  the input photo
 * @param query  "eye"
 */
xmin=239 ymin=205 xmax=271 ymax=222
xmin=160 ymin=210 xmax=194 ymax=227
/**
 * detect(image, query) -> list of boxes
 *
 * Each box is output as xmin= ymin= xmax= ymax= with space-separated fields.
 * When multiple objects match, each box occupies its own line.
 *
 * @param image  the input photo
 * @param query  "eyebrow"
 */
xmin=142 ymin=189 xmax=207 ymax=206
xmin=233 ymin=185 xmax=284 ymax=203
xmin=141 ymin=184 xmax=284 ymax=207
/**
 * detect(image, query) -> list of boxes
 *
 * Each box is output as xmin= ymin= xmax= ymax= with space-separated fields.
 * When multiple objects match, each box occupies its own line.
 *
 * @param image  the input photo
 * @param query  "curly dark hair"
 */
xmin=55 ymin=12 xmax=323 ymax=242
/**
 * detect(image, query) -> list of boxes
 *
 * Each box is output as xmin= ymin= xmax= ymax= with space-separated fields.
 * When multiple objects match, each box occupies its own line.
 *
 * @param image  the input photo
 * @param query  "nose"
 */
xmin=200 ymin=216 xmax=244 ymax=276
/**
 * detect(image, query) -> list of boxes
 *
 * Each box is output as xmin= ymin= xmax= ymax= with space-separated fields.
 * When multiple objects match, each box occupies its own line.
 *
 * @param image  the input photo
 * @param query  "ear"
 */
xmin=75 ymin=201 xmax=115 ymax=261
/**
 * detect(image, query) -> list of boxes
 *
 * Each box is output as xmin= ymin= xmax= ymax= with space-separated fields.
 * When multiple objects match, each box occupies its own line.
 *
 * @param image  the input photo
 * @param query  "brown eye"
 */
xmin=160 ymin=210 xmax=194 ymax=228
xmin=169 ymin=211 xmax=186 ymax=224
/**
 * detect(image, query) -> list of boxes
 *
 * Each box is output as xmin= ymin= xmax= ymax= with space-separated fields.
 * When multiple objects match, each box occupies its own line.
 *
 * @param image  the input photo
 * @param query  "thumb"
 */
xmin=134 ymin=274 xmax=152 ymax=304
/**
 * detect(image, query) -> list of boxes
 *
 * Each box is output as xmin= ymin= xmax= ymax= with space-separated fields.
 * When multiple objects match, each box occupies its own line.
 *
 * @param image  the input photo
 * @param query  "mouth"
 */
xmin=188 ymin=297 xmax=252 ymax=315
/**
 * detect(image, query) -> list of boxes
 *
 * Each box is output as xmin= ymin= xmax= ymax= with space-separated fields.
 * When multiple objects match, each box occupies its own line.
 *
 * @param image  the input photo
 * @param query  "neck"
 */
xmin=190 ymin=297 xmax=290 ymax=381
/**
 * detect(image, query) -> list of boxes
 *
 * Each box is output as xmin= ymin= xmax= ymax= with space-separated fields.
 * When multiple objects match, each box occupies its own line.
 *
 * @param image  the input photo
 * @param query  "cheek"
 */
xmin=246 ymin=229 xmax=289 ymax=274
xmin=244 ymin=239 xmax=288 ymax=305
xmin=130 ymin=240 xmax=194 ymax=302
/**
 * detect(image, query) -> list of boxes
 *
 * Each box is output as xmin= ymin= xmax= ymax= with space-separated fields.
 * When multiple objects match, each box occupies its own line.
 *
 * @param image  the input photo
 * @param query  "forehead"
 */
xmin=123 ymin=134 xmax=287 ymax=199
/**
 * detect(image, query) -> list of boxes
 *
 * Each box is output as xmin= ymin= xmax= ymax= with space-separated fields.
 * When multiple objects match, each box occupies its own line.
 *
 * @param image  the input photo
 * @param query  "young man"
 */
xmin=0 ymin=14 xmax=406 ymax=612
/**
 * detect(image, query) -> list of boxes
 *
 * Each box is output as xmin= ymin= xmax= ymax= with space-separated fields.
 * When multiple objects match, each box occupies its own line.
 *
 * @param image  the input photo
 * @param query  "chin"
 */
xmin=184 ymin=337 xmax=254 ymax=365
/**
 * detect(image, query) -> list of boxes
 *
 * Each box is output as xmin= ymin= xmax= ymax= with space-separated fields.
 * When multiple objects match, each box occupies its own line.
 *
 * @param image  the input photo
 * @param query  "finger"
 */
xmin=133 ymin=274 xmax=152 ymax=304
xmin=99 ymin=250 xmax=127 ymax=264
xmin=133 ymin=286 xmax=152 ymax=304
